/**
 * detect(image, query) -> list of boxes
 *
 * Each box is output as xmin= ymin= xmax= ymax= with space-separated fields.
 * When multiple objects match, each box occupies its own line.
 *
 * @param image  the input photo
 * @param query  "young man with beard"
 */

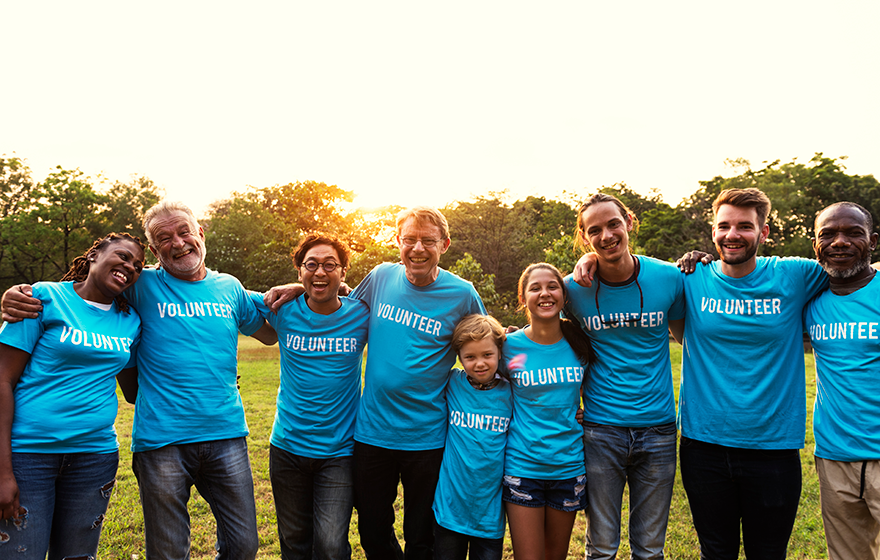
xmin=676 ymin=188 xmax=827 ymax=559
xmin=2 ymin=201 xmax=277 ymax=560
xmin=804 ymin=202 xmax=880 ymax=559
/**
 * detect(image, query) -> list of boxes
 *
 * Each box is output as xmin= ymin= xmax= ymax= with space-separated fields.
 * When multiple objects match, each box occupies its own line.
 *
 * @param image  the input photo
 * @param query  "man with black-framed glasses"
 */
xmin=568 ymin=193 xmax=685 ymax=560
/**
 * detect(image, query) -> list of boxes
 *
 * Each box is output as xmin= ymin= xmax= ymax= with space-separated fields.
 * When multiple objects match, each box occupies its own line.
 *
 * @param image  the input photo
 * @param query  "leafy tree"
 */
xmin=0 ymin=156 xmax=35 ymax=286
xmin=3 ymin=167 xmax=107 ymax=286
xmin=544 ymin=234 xmax=580 ymax=275
xmin=346 ymin=241 xmax=399 ymax=288
xmin=102 ymin=175 xmax=163 ymax=256
xmin=205 ymin=181 xmax=393 ymax=290
xmin=449 ymin=252 xmax=525 ymax=327
xmin=205 ymin=193 xmax=296 ymax=291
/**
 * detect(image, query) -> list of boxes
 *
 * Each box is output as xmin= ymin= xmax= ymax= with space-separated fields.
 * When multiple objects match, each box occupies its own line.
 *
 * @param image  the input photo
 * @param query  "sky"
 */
xmin=3 ymin=1 xmax=879 ymax=218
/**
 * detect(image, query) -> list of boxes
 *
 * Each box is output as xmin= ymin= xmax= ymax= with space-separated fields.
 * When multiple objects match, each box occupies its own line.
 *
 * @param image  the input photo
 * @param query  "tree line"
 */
xmin=3 ymin=153 xmax=878 ymax=325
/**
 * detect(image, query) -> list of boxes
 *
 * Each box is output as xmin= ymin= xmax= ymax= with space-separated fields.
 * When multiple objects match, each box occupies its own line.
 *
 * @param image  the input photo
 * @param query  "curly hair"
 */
xmin=61 ymin=232 xmax=146 ymax=314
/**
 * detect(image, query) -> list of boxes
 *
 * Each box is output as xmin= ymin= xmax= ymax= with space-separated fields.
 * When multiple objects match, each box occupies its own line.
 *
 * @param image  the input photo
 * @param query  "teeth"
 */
xmin=112 ymin=271 xmax=127 ymax=282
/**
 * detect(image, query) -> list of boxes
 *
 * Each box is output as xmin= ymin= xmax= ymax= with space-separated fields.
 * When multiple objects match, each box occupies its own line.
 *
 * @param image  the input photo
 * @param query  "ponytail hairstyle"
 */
xmin=61 ymin=232 xmax=146 ymax=314
xmin=516 ymin=263 xmax=594 ymax=367
xmin=574 ymin=192 xmax=639 ymax=253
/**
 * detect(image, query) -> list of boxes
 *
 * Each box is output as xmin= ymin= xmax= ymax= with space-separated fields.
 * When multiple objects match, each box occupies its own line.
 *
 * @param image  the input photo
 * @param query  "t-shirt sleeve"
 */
xmin=235 ymin=283 xmax=266 ymax=336
xmin=800 ymin=258 xmax=829 ymax=300
xmin=668 ymin=271 xmax=686 ymax=321
xmin=350 ymin=265 xmax=379 ymax=304
xmin=247 ymin=290 xmax=278 ymax=327
xmin=125 ymin=326 xmax=141 ymax=369
xmin=468 ymin=285 xmax=487 ymax=315
xmin=0 ymin=284 xmax=47 ymax=354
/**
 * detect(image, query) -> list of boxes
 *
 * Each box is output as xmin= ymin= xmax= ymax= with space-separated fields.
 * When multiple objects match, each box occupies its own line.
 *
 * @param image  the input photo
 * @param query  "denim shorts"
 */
xmin=502 ymin=474 xmax=587 ymax=511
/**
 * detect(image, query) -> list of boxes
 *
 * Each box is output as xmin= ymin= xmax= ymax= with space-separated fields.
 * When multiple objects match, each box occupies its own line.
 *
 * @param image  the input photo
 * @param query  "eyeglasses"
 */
xmin=594 ymin=257 xmax=643 ymax=327
xmin=303 ymin=261 xmax=340 ymax=273
xmin=400 ymin=237 xmax=444 ymax=248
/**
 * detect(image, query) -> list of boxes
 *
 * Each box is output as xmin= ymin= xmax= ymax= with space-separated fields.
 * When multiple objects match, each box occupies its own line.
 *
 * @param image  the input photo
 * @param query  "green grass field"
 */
xmin=97 ymin=338 xmax=827 ymax=559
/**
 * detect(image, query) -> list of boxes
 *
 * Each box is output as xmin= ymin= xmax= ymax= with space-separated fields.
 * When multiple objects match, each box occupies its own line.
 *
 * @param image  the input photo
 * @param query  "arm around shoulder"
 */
xmin=2 ymin=284 xmax=41 ymax=322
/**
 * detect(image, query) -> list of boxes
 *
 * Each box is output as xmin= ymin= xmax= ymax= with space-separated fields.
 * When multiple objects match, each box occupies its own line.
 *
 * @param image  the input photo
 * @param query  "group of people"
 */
xmin=0 ymin=188 xmax=876 ymax=560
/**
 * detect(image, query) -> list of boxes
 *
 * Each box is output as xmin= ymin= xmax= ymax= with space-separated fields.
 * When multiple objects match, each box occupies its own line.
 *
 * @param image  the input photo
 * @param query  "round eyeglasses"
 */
xmin=303 ymin=261 xmax=339 ymax=273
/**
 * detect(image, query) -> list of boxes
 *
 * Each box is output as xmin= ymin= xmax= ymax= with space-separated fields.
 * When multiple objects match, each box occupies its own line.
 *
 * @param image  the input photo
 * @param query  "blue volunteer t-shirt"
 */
xmin=679 ymin=257 xmax=827 ymax=449
xmin=350 ymin=262 xmax=485 ymax=450
xmin=433 ymin=369 xmax=513 ymax=539
xmin=805 ymin=274 xmax=880 ymax=462
xmin=503 ymin=329 xmax=585 ymax=479
xmin=0 ymin=282 xmax=140 ymax=454
xmin=126 ymin=268 xmax=265 ymax=452
xmin=564 ymin=256 xmax=684 ymax=427
xmin=252 ymin=293 xmax=369 ymax=458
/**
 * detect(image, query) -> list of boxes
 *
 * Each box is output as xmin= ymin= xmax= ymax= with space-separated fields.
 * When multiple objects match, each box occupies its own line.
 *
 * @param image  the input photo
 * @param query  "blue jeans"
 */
xmin=432 ymin=519 xmax=502 ymax=560
xmin=269 ymin=445 xmax=354 ymax=560
xmin=679 ymin=437 xmax=801 ymax=560
xmin=582 ymin=421 xmax=677 ymax=560
xmin=131 ymin=437 xmax=259 ymax=560
xmin=0 ymin=451 xmax=117 ymax=560
xmin=353 ymin=442 xmax=444 ymax=560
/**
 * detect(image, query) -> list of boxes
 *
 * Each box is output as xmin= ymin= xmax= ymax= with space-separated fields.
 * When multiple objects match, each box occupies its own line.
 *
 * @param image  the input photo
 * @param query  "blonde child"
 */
xmin=432 ymin=314 xmax=513 ymax=560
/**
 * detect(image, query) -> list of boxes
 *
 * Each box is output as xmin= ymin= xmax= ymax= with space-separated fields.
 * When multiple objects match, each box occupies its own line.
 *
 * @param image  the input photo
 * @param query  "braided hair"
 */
xmin=61 ymin=232 xmax=146 ymax=314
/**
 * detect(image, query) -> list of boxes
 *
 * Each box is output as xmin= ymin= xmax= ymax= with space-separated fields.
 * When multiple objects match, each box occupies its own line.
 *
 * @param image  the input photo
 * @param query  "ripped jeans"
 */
xmin=0 ymin=451 xmax=118 ymax=560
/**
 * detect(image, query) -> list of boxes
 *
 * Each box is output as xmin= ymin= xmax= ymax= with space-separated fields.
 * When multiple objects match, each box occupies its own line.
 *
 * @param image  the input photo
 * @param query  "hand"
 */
xmin=676 ymin=251 xmax=714 ymax=274
xmin=2 ymin=284 xmax=41 ymax=322
xmin=0 ymin=471 xmax=22 ymax=521
xmin=338 ymin=282 xmax=352 ymax=297
xmin=573 ymin=253 xmax=598 ymax=287
xmin=575 ymin=407 xmax=584 ymax=426
xmin=263 ymin=284 xmax=305 ymax=313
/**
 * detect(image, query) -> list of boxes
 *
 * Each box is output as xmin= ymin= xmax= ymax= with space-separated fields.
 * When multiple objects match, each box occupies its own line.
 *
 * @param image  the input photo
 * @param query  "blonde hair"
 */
xmin=452 ymin=314 xmax=505 ymax=355
xmin=396 ymin=206 xmax=450 ymax=240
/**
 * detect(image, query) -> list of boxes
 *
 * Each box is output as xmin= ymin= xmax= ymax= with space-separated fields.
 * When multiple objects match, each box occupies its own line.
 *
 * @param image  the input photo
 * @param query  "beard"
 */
xmin=820 ymin=253 xmax=871 ymax=279
xmin=718 ymin=241 xmax=759 ymax=265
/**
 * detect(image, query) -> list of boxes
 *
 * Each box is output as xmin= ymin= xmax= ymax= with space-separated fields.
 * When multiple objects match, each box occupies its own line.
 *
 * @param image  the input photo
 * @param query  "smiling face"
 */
xmin=521 ymin=266 xmax=565 ymax=322
xmin=397 ymin=217 xmax=450 ymax=287
xmin=578 ymin=201 xmax=633 ymax=265
xmin=712 ymin=204 xmax=769 ymax=276
xmin=148 ymin=210 xmax=207 ymax=281
xmin=85 ymin=239 xmax=146 ymax=302
xmin=459 ymin=336 xmax=500 ymax=385
xmin=300 ymin=243 xmax=345 ymax=314
xmin=814 ymin=204 xmax=878 ymax=281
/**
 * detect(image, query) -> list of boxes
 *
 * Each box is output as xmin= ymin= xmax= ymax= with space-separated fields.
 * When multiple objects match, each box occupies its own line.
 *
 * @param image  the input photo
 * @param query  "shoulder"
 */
xmin=205 ymin=268 xmax=246 ymax=287
xmin=437 ymin=268 xmax=479 ymax=292
xmin=340 ymin=296 xmax=371 ymax=318
xmin=638 ymin=256 xmax=682 ymax=279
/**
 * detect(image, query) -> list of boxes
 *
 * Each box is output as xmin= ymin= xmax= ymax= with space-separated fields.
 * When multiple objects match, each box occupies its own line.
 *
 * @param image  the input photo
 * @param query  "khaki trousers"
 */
xmin=816 ymin=456 xmax=880 ymax=560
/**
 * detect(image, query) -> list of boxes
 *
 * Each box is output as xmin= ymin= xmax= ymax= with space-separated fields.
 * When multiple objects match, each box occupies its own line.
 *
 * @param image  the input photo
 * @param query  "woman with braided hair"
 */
xmin=0 ymin=232 xmax=145 ymax=558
